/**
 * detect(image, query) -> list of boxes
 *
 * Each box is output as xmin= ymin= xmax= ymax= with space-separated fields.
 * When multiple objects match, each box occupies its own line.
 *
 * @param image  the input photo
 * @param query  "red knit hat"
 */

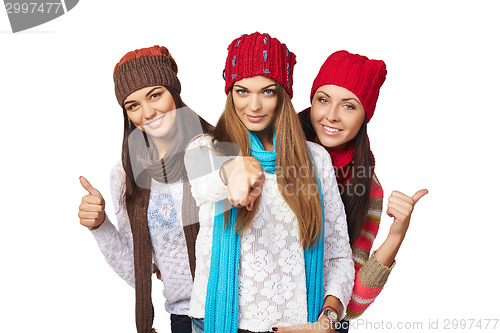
xmin=310 ymin=50 xmax=387 ymax=122
xmin=224 ymin=32 xmax=297 ymax=98
xmin=113 ymin=45 xmax=181 ymax=106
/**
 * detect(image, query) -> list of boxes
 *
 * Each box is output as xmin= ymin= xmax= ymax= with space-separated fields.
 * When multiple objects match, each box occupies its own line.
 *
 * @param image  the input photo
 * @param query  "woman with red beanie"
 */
xmin=78 ymin=45 xmax=212 ymax=333
xmin=299 ymin=50 xmax=428 ymax=332
xmin=184 ymin=32 xmax=354 ymax=333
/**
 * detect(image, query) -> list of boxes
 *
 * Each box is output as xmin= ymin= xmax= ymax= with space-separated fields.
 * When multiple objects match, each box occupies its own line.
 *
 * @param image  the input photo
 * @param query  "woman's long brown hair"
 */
xmin=211 ymin=84 xmax=323 ymax=248
xmin=341 ymin=118 xmax=373 ymax=243
xmin=300 ymin=107 xmax=372 ymax=244
xmin=119 ymin=86 xmax=212 ymax=332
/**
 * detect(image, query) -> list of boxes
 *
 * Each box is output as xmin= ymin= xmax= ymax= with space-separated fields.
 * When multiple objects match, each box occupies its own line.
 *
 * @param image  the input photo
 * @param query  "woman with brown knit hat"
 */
xmin=78 ymin=45 xmax=212 ymax=333
xmin=299 ymin=50 xmax=428 ymax=332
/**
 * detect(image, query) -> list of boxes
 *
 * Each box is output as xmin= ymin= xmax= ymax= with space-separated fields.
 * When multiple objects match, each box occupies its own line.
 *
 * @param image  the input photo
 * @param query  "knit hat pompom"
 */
xmin=310 ymin=50 xmax=387 ymax=122
xmin=224 ymin=32 xmax=297 ymax=98
xmin=113 ymin=45 xmax=181 ymax=106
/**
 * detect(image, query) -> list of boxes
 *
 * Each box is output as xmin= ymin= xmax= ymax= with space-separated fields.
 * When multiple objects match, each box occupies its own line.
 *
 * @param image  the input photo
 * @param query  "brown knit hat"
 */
xmin=113 ymin=45 xmax=181 ymax=106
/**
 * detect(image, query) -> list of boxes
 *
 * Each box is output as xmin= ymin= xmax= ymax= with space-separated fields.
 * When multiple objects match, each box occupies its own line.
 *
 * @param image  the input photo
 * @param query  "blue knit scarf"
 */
xmin=204 ymin=131 xmax=325 ymax=332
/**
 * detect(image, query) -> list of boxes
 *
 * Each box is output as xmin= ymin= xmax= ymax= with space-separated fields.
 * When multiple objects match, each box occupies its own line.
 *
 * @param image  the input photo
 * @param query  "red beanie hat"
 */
xmin=310 ymin=50 xmax=387 ymax=122
xmin=224 ymin=32 xmax=297 ymax=98
xmin=113 ymin=45 xmax=181 ymax=106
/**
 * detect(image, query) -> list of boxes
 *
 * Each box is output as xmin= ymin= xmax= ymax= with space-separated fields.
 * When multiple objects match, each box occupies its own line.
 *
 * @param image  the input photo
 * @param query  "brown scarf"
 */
xmin=127 ymin=106 xmax=206 ymax=332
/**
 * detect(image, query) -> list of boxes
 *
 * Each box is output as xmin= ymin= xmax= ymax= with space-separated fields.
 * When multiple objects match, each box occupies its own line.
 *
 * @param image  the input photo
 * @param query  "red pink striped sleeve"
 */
xmin=345 ymin=174 xmax=395 ymax=320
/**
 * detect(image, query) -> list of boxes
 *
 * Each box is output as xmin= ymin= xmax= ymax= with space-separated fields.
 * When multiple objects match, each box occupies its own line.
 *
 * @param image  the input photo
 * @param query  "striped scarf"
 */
xmin=204 ymin=131 xmax=325 ymax=332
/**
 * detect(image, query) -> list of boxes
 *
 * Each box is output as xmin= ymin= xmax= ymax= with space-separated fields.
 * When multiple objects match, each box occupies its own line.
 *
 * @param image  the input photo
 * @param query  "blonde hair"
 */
xmin=211 ymin=85 xmax=323 ymax=248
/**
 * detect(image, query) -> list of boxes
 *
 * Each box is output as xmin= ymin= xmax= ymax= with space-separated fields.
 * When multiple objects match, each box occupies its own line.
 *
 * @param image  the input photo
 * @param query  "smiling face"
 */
xmin=123 ymin=86 xmax=177 ymax=141
xmin=232 ymin=75 xmax=278 ymax=144
xmin=310 ymin=84 xmax=366 ymax=150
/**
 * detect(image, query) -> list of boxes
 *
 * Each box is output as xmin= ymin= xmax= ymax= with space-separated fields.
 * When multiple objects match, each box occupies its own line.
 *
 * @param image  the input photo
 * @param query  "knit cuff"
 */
xmin=89 ymin=214 xmax=115 ymax=240
xmin=358 ymin=251 xmax=395 ymax=289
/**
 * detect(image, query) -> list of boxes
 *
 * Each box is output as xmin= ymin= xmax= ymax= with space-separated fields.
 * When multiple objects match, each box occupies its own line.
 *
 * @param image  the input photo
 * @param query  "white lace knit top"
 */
xmin=184 ymin=135 xmax=354 ymax=332
xmin=90 ymin=162 xmax=193 ymax=315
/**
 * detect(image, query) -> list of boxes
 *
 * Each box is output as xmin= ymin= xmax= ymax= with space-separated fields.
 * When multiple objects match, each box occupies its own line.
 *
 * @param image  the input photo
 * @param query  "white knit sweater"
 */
xmin=184 ymin=135 xmax=354 ymax=331
xmin=90 ymin=162 xmax=193 ymax=315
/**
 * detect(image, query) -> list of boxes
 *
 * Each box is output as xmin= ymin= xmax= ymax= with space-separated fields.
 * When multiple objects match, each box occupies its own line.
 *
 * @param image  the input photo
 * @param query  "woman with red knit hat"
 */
xmin=184 ymin=32 xmax=354 ymax=333
xmin=299 ymin=50 xmax=428 ymax=332
xmin=78 ymin=45 xmax=212 ymax=333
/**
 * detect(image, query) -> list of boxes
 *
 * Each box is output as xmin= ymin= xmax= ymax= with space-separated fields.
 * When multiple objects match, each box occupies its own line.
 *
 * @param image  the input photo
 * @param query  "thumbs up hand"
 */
xmin=79 ymin=176 xmax=106 ymax=230
xmin=386 ymin=189 xmax=428 ymax=239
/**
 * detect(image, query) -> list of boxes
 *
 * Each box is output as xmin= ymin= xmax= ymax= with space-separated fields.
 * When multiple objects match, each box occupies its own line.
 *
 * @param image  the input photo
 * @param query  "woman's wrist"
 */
xmin=320 ymin=295 xmax=343 ymax=322
xmin=386 ymin=232 xmax=405 ymax=246
xmin=375 ymin=234 xmax=404 ymax=266
xmin=320 ymin=305 xmax=340 ymax=323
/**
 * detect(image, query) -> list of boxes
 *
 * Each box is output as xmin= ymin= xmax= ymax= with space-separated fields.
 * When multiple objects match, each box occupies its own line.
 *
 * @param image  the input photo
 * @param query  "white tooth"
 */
xmin=323 ymin=125 xmax=339 ymax=133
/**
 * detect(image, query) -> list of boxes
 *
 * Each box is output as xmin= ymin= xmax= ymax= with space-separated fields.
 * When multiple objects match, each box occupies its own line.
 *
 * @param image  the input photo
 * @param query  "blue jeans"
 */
xmin=191 ymin=318 xmax=274 ymax=333
xmin=191 ymin=318 xmax=204 ymax=333
xmin=170 ymin=314 xmax=192 ymax=333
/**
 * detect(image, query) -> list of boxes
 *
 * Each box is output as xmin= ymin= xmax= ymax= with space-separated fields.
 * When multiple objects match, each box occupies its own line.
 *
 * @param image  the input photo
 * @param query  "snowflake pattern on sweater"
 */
xmin=90 ymin=162 xmax=193 ymax=315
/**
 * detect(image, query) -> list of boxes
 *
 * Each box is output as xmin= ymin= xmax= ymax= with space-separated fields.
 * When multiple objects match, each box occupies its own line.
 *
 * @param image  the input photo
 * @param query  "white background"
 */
xmin=1 ymin=1 xmax=499 ymax=332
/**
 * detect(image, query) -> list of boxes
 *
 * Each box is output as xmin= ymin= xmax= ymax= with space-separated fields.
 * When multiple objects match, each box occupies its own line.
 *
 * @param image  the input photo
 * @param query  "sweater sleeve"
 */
xmin=184 ymin=135 xmax=236 ymax=206
xmin=345 ymin=174 xmax=395 ymax=320
xmin=309 ymin=142 xmax=355 ymax=320
xmin=89 ymin=162 xmax=135 ymax=287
